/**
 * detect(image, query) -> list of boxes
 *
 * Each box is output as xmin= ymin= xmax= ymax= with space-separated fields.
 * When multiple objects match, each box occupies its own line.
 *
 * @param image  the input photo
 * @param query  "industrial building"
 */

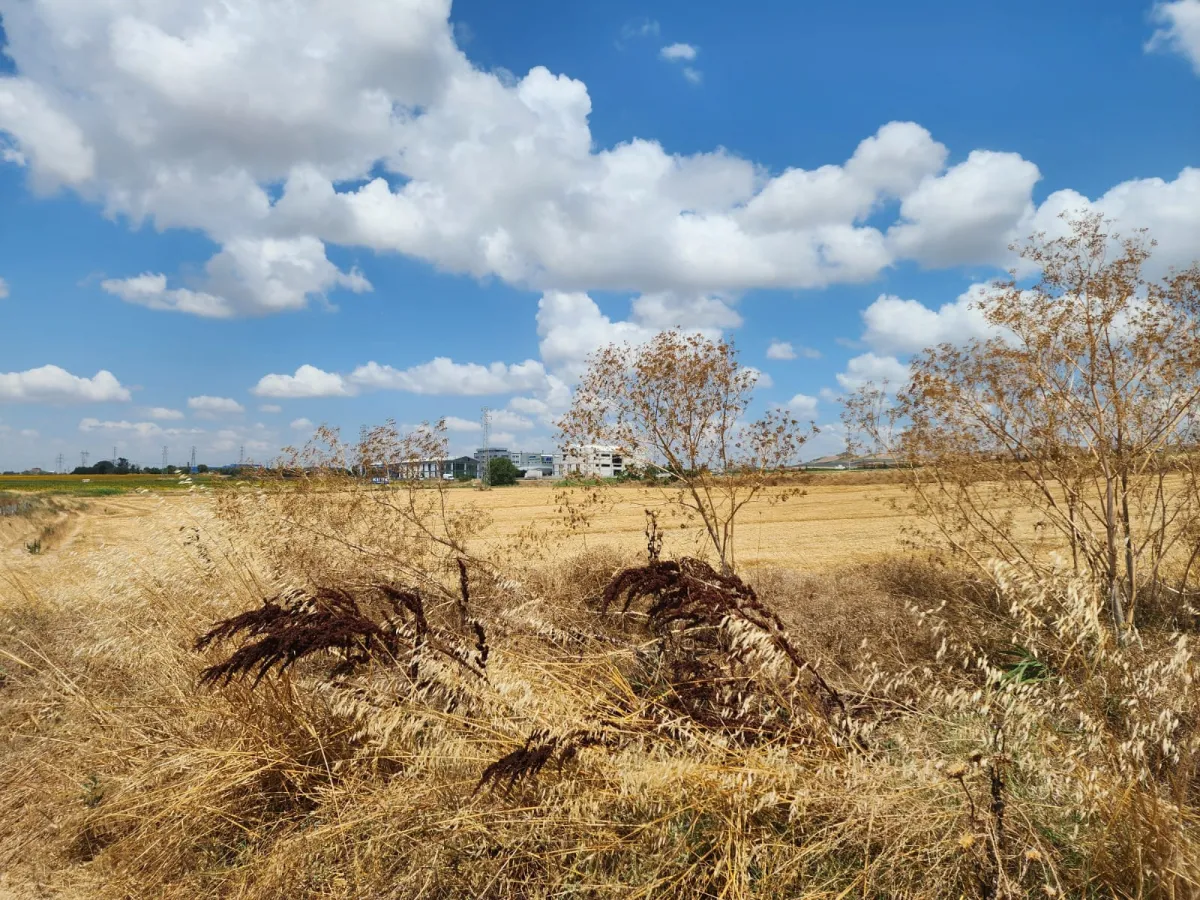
xmin=473 ymin=448 xmax=555 ymax=477
xmin=387 ymin=456 xmax=479 ymax=481
xmin=553 ymin=445 xmax=632 ymax=479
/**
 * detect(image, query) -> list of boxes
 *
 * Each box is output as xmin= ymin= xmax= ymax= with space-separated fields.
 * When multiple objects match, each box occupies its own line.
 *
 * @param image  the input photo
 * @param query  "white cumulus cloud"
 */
xmin=0 ymin=0 xmax=1076 ymax=314
xmin=888 ymin=151 xmax=1040 ymax=268
xmin=489 ymin=409 xmax=536 ymax=430
xmin=252 ymin=365 xmax=356 ymax=399
xmin=1148 ymin=1 xmax=1200 ymax=73
xmin=766 ymin=341 xmax=796 ymax=360
xmin=0 ymin=277 xmax=8 ymax=299
xmin=349 ymin=358 xmax=553 ymax=396
xmin=860 ymin=284 xmax=997 ymax=356
xmin=0 ymin=0 xmax=1193 ymax=333
xmin=145 ymin=407 xmax=184 ymax=420
xmin=536 ymin=290 xmax=740 ymax=379
xmin=79 ymin=418 xmax=202 ymax=437
xmin=784 ymin=393 xmax=819 ymax=417
xmin=101 ymin=238 xmax=371 ymax=318
xmin=289 ymin=417 xmax=314 ymax=431
xmin=0 ymin=365 xmax=131 ymax=404
xmin=836 ymin=353 xmax=911 ymax=392
xmin=443 ymin=416 xmax=480 ymax=433
xmin=1025 ymin=168 xmax=1200 ymax=279
xmin=746 ymin=367 xmax=774 ymax=389
xmin=660 ymin=43 xmax=698 ymax=61
xmin=188 ymin=395 xmax=245 ymax=415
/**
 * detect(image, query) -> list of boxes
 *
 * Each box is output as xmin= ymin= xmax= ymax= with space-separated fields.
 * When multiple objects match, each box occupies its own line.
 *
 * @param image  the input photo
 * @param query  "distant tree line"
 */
xmin=59 ymin=459 xmax=216 ymax=476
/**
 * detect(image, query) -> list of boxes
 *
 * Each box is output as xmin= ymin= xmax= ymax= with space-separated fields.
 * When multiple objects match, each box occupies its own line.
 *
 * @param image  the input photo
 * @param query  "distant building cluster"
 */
xmin=392 ymin=445 xmax=642 ymax=482
xmin=355 ymin=443 xmax=650 ymax=483
xmin=474 ymin=448 xmax=555 ymax=478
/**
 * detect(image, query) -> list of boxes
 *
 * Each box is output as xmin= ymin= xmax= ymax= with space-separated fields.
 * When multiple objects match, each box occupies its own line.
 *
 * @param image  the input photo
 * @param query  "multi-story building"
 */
xmin=510 ymin=451 xmax=554 ymax=476
xmin=474 ymin=447 xmax=512 ymax=465
xmin=474 ymin=448 xmax=555 ymax=477
xmin=554 ymin=445 xmax=631 ymax=479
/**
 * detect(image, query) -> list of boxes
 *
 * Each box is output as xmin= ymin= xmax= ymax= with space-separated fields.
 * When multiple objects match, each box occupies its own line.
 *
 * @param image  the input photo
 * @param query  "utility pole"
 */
xmin=162 ymin=446 xmax=169 ymax=472
xmin=112 ymin=445 xmax=118 ymax=465
xmin=55 ymin=453 xmax=65 ymax=474
xmin=190 ymin=446 xmax=197 ymax=472
xmin=239 ymin=445 xmax=245 ymax=468
xmin=80 ymin=451 xmax=89 ymax=469
xmin=480 ymin=406 xmax=491 ymax=489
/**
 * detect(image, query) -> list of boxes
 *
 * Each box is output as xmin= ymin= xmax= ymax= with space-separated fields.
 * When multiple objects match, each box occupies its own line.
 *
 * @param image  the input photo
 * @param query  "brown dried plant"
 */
xmin=595 ymin=512 xmax=853 ymax=747
xmin=477 ymin=727 xmax=614 ymax=795
xmin=846 ymin=212 xmax=1200 ymax=633
xmin=559 ymin=329 xmax=813 ymax=573
xmin=195 ymin=570 xmax=488 ymax=689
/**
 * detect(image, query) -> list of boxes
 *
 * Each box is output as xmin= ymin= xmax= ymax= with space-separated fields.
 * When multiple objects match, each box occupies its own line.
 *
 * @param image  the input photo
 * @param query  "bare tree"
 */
xmin=218 ymin=420 xmax=493 ymax=598
xmin=847 ymin=213 xmax=1200 ymax=633
xmin=559 ymin=330 xmax=812 ymax=573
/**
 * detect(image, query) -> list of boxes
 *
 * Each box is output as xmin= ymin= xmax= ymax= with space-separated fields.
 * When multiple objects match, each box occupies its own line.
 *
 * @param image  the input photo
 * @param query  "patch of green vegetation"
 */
xmin=0 ymin=474 xmax=218 ymax=496
xmin=79 ymin=486 xmax=125 ymax=497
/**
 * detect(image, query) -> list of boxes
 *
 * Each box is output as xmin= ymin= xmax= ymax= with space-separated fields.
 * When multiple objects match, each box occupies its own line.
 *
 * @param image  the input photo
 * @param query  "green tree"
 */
xmin=487 ymin=457 xmax=520 ymax=486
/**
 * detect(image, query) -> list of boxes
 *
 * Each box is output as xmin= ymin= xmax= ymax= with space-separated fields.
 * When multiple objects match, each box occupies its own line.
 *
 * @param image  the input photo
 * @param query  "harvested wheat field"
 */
xmin=1 ymin=481 xmax=1198 ymax=899
xmin=438 ymin=480 xmax=918 ymax=569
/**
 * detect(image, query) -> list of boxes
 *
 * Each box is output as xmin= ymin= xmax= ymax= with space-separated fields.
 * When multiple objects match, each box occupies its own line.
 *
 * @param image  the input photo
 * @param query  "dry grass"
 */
xmin=1 ymin=487 xmax=1198 ymax=898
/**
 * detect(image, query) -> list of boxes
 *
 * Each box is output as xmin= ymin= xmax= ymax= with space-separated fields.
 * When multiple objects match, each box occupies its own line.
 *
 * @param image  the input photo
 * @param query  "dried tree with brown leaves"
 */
xmin=846 ymin=213 xmax=1200 ymax=633
xmin=559 ymin=330 xmax=812 ymax=573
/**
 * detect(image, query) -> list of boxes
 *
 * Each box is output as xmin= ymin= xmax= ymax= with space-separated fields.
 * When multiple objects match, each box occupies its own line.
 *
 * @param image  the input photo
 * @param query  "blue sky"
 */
xmin=1 ymin=0 xmax=1199 ymax=470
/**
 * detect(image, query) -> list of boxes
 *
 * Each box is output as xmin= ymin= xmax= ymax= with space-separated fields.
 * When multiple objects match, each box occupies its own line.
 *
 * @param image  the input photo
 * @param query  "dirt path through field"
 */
xmin=0 ymin=494 xmax=186 ymax=606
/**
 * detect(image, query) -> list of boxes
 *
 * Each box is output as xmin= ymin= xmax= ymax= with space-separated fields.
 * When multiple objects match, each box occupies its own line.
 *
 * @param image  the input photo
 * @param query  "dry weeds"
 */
xmin=0 ymin=486 xmax=1197 ymax=898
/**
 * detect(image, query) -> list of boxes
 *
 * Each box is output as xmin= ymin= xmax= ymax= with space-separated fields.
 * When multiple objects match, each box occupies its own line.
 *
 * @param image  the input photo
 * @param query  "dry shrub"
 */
xmin=0 ymin=491 xmax=40 ymax=517
xmin=519 ymin=546 xmax=630 ymax=609
xmin=597 ymin=553 xmax=853 ymax=748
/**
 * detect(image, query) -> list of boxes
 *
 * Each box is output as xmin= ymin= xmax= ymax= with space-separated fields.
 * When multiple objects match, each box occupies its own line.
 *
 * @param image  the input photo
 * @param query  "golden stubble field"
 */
xmin=459 ymin=481 xmax=919 ymax=569
xmin=1 ymin=481 xmax=920 ymax=594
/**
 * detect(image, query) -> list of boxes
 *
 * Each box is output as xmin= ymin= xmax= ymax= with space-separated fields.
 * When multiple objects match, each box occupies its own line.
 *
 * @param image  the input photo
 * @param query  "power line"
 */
xmin=55 ymin=453 xmax=65 ymax=474
xmin=80 ymin=451 xmax=89 ymax=469
xmin=190 ymin=446 xmax=197 ymax=471
xmin=162 ymin=446 xmax=169 ymax=471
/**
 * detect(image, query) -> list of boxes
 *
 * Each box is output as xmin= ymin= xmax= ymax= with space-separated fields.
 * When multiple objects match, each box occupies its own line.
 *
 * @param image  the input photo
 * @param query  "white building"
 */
xmin=554 ymin=445 xmax=639 ymax=479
